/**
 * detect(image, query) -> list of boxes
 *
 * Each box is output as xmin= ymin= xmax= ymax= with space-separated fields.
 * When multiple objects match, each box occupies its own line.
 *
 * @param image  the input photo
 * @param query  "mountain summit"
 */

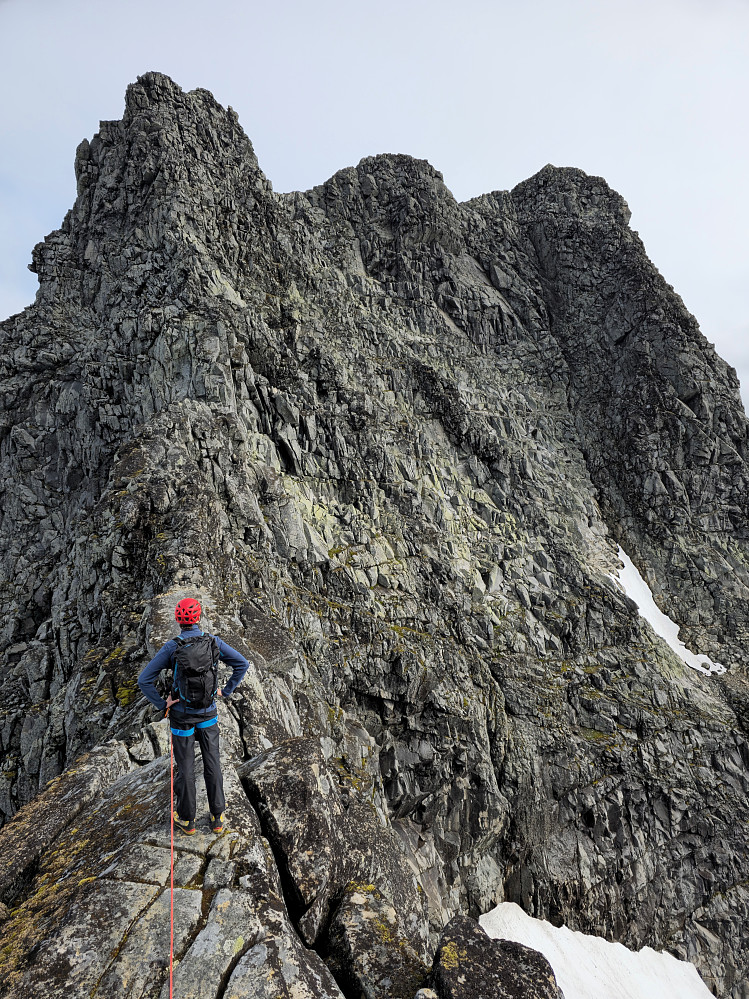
xmin=0 ymin=72 xmax=747 ymax=997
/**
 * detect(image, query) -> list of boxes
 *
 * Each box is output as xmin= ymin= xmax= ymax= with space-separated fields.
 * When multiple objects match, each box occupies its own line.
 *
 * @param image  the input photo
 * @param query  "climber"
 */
xmin=137 ymin=597 xmax=250 ymax=835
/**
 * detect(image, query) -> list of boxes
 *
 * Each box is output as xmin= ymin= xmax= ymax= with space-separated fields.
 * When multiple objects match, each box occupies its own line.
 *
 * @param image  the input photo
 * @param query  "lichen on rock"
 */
xmin=0 ymin=70 xmax=748 ymax=996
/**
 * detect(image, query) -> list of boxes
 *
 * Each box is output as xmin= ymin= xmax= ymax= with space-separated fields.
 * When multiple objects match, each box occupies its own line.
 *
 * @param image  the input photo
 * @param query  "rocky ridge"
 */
xmin=0 ymin=71 xmax=748 ymax=996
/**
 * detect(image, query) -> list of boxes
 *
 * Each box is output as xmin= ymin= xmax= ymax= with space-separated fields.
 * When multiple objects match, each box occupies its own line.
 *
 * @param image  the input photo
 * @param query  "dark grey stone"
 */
xmin=0 ymin=69 xmax=745 ymax=997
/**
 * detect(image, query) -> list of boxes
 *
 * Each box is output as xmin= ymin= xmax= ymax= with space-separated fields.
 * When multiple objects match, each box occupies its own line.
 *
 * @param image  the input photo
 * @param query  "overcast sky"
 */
xmin=2 ymin=0 xmax=747 ymax=402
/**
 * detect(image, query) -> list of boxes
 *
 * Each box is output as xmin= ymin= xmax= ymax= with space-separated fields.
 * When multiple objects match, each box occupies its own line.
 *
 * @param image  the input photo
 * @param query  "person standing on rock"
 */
xmin=137 ymin=597 xmax=250 ymax=835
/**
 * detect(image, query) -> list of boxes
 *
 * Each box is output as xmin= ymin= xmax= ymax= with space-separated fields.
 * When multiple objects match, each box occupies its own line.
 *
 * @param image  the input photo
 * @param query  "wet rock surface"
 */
xmin=0 ymin=70 xmax=748 ymax=995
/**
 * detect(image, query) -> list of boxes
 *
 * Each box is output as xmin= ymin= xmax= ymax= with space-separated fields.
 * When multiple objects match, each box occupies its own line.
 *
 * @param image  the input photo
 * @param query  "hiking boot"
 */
xmin=173 ymin=811 xmax=196 ymax=836
xmin=210 ymin=813 xmax=225 ymax=833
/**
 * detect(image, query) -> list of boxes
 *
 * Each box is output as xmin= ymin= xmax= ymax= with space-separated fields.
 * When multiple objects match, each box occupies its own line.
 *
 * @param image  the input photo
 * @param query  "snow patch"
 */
xmin=609 ymin=546 xmax=725 ymax=675
xmin=480 ymin=902 xmax=712 ymax=999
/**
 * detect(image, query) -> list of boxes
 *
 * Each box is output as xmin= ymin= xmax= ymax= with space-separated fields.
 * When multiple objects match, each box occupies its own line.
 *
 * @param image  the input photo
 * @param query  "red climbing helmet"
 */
xmin=175 ymin=598 xmax=202 ymax=625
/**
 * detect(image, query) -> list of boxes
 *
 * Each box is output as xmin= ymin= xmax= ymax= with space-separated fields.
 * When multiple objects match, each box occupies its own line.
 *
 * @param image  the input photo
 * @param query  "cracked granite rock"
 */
xmin=240 ymin=737 xmax=428 ymax=955
xmin=0 ymin=714 xmax=343 ymax=999
xmin=1 ymin=70 xmax=749 ymax=995
xmin=325 ymin=882 xmax=430 ymax=999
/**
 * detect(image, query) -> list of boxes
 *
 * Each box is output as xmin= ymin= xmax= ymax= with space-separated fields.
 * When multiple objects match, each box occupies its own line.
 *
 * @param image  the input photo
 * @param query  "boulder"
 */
xmin=325 ymin=882 xmax=429 ymax=999
xmin=429 ymin=914 xmax=564 ymax=999
xmin=240 ymin=737 xmax=429 ymax=957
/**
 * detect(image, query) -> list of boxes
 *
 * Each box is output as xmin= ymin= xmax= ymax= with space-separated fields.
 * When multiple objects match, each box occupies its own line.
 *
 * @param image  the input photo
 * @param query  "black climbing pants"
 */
xmin=169 ymin=706 xmax=225 ymax=820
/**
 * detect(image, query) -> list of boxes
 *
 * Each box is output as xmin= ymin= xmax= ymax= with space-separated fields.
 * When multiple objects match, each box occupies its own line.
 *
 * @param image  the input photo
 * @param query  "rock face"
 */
xmin=0 ymin=710 xmax=345 ymax=999
xmin=240 ymin=737 xmax=431 ymax=995
xmin=1 ymin=71 xmax=748 ymax=996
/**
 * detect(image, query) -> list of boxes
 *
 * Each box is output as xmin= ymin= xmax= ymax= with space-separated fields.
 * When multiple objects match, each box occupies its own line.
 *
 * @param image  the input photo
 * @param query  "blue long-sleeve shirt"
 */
xmin=138 ymin=624 xmax=250 ymax=713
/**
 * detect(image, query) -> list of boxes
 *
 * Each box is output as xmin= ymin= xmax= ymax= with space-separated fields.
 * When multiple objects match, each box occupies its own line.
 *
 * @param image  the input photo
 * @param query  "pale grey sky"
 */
xmin=2 ymin=0 xmax=747 ymax=401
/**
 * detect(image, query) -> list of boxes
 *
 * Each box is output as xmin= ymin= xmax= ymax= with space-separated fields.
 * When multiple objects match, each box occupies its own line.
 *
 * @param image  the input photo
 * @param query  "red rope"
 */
xmin=168 ymin=715 xmax=174 ymax=999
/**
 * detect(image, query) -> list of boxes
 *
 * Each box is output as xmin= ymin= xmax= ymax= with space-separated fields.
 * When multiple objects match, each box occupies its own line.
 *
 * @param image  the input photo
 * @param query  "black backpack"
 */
xmin=172 ymin=633 xmax=219 ymax=709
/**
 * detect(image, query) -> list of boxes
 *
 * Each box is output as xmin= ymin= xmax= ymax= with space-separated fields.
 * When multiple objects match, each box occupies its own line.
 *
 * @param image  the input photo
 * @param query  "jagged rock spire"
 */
xmin=1 ymin=73 xmax=747 ymax=996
